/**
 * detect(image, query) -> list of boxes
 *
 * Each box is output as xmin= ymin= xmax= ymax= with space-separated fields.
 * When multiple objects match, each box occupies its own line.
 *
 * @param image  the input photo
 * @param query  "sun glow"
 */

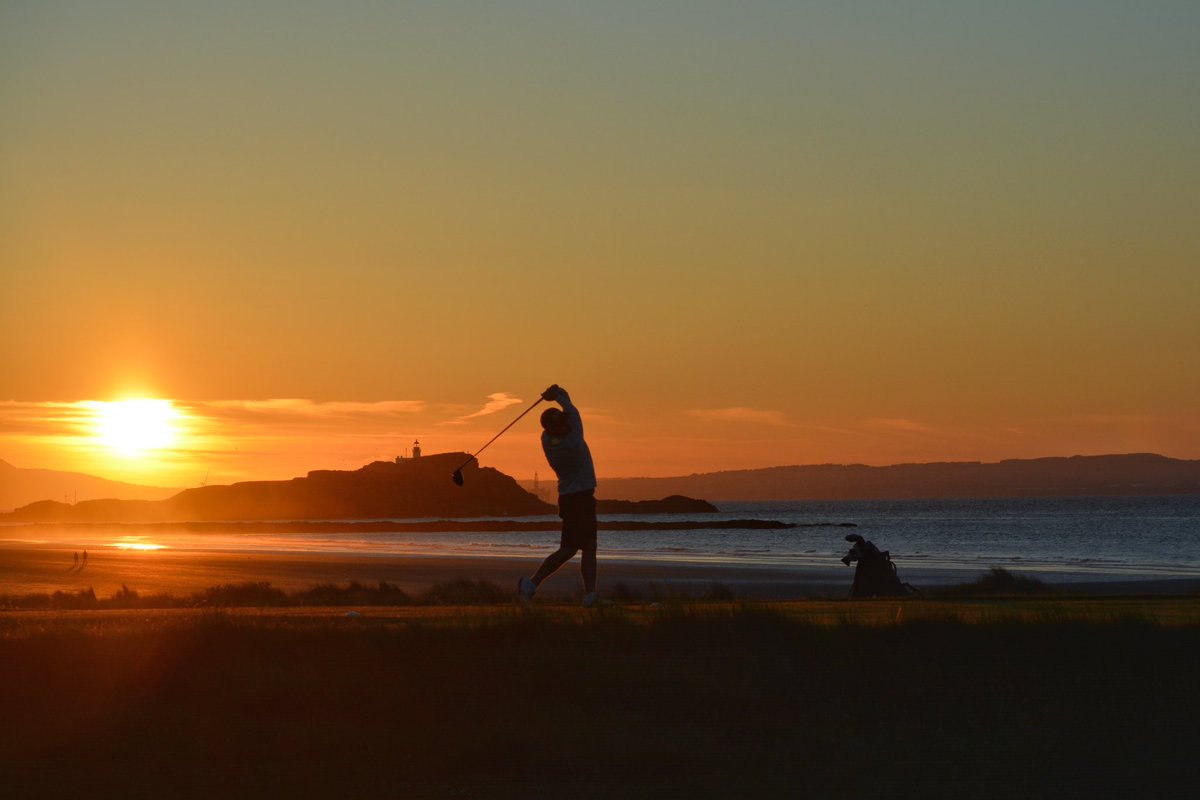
xmin=109 ymin=538 xmax=167 ymax=551
xmin=91 ymin=399 xmax=182 ymax=457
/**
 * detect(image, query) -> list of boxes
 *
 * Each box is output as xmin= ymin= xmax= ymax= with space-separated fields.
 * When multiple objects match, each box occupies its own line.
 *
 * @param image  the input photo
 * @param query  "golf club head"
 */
xmin=452 ymin=469 xmax=464 ymax=487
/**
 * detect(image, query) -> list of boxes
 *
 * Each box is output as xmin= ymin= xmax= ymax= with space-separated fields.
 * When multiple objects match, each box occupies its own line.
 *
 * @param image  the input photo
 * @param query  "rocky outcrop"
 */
xmin=1 ymin=453 xmax=553 ymax=522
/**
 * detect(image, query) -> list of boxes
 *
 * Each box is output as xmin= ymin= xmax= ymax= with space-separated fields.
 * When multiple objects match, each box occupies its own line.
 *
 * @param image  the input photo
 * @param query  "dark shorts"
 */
xmin=558 ymin=490 xmax=597 ymax=552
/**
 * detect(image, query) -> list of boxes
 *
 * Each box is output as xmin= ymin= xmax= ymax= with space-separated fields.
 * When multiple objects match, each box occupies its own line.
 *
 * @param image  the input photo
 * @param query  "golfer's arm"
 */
xmin=555 ymin=389 xmax=583 ymax=433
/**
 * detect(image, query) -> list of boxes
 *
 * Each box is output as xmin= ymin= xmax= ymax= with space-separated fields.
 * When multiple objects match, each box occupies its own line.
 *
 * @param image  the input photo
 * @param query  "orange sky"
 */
xmin=3 ymin=2 xmax=1199 ymax=488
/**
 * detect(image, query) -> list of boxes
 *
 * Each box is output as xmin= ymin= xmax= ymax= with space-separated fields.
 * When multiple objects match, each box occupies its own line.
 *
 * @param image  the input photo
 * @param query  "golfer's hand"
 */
xmin=541 ymin=385 xmax=561 ymax=402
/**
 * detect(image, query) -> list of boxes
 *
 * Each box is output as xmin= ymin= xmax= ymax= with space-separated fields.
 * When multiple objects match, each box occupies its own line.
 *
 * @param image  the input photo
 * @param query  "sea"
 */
xmin=98 ymin=495 xmax=1200 ymax=586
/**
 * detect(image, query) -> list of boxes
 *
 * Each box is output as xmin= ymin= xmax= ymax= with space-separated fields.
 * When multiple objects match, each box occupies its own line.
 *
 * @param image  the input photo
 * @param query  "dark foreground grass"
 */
xmin=0 ymin=578 xmax=563 ymax=610
xmin=2 ymin=607 xmax=1197 ymax=799
xmin=1 ymin=579 xmax=418 ymax=610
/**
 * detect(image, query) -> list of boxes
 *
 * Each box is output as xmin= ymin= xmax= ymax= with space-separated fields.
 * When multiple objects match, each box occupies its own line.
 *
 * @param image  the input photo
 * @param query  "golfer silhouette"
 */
xmin=517 ymin=385 xmax=601 ymax=607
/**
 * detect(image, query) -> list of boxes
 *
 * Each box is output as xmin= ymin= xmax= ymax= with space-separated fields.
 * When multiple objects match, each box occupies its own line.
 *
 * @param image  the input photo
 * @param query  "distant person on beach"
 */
xmin=81 ymin=549 xmax=88 ymax=568
xmin=72 ymin=551 xmax=79 ymax=569
xmin=518 ymin=385 xmax=600 ymax=607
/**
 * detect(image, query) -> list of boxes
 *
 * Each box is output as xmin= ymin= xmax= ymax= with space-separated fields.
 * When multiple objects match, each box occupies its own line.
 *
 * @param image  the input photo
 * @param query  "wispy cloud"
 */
xmin=863 ymin=418 xmax=938 ymax=435
xmin=199 ymin=399 xmax=426 ymax=424
xmin=0 ymin=398 xmax=428 ymax=441
xmin=0 ymin=400 xmax=100 ymax=437
xmin=686 ymin=407 xmax=794 ymax=427
xmin=441 ymin=393 xmax=524 ymax=426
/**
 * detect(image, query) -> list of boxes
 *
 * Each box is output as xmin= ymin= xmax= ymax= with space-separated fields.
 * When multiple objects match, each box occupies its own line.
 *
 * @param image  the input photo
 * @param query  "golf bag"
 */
xmin=850 ymin=550 xmax=916 ymax=598
xmin=842 ymin=535 xmax=918 ymax=598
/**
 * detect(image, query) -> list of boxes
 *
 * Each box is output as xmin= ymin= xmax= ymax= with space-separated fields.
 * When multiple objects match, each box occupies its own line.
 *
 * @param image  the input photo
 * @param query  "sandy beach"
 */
xmin=3 ymin=539 xmax=1198 ymax=601
xmin=0 ymin=541 xmax=847 ymax=599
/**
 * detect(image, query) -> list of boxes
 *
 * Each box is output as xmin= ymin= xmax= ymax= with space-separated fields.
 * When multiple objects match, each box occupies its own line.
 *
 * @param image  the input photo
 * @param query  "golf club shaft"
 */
xmin=454 ymin=395 xmax=545 ymax=473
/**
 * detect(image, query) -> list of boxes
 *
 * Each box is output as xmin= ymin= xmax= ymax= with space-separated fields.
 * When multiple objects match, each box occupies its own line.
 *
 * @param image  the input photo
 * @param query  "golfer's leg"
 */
xmin=531 ymin=546 xmax=577 ymax=586
xmin=581 ymin=539 xmax=596 ymax=595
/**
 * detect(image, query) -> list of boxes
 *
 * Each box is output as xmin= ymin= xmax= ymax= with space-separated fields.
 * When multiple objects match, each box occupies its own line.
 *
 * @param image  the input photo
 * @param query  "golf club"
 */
xmin=452 ymin=394 xmax=545 ymax=486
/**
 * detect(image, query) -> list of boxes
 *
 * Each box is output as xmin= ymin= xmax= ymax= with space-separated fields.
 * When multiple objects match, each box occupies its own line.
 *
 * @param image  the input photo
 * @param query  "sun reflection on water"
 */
xmin=109 ymin=539 xmax=167 ymax=551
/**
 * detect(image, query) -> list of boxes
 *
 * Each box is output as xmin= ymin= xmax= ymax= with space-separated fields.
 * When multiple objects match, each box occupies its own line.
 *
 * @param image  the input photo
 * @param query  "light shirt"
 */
xmin=541 ymin=388 xmax=597 ymax=496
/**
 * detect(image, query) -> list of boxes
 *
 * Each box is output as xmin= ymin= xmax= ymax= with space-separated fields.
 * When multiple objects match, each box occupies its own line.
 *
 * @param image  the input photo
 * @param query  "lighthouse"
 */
xmin=411 ymin=439 xmax=422 ymax=459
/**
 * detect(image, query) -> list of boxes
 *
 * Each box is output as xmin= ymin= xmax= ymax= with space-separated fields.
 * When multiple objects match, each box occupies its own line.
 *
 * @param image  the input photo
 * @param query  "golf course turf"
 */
xmin=3 ymin=595 xmax=1198 ymax=798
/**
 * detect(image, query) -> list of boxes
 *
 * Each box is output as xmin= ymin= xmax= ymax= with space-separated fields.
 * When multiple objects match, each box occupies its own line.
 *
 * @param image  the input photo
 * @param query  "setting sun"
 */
xmin=90 ymin=399 xmax=182 ymax=457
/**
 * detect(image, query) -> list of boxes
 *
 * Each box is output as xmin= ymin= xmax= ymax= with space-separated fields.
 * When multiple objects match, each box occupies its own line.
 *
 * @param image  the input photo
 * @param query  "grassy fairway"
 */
xmin=3 ymin=599 xmax=1198 ymax=798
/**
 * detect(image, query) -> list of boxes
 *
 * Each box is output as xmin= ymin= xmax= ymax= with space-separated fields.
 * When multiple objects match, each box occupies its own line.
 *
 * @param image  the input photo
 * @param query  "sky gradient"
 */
xmin=3 ymin=1 xmax=1199 ymax=487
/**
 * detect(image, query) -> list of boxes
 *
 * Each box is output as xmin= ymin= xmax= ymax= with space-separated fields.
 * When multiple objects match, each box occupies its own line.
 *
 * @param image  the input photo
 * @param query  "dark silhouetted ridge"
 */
xmin=0 ymin=458 xmax=179 ymax=512
xmin=597 ymin=453 xmax=1200 ymax=501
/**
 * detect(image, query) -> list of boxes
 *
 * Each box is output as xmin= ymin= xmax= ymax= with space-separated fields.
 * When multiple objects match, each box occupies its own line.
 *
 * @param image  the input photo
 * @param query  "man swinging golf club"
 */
xmin=518 ymin=385 xmax=601 ymax=607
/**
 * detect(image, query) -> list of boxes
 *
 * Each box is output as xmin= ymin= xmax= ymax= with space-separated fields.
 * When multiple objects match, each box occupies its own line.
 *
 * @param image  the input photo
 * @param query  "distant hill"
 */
xmin=596 ymin=496 xmax=718 ymax=514
xmin=596 ymin=454 xmax=1200 ymax=501
xmin=0 ymin=452 xmax=553 ymax=523
xmin=0 ymin=458 xmax=179 ymax=512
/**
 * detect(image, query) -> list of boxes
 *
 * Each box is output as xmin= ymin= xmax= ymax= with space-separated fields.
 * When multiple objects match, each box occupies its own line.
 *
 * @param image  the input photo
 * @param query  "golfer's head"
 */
xmin=540 ymin=408 xmax=569 ymax=435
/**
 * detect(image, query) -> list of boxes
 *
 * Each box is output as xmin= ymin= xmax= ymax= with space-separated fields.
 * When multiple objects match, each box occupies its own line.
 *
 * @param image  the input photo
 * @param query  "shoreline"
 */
xmin=0 ymin=518 xmax=810 ymax=532
xmin=3 ymin=541 xmax=1198 ymax=600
